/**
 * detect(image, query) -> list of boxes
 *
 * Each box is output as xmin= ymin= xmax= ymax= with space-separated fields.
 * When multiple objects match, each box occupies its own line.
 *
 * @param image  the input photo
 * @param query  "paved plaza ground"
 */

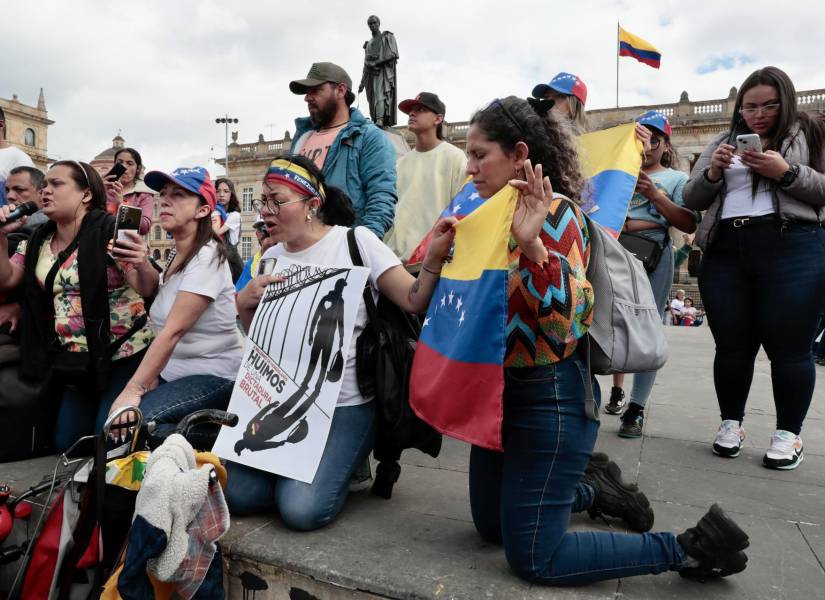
xmin=3 ymin=326 xmax=824 ymax=599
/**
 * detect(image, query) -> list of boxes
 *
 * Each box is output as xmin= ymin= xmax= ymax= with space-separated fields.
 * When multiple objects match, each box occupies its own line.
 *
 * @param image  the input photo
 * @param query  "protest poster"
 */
xmin=213 ymin=257 xmax=369 ymax=483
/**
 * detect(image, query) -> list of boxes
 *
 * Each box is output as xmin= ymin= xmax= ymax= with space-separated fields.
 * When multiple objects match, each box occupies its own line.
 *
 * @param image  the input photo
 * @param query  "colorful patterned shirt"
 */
xmin=12 ymin=236 xmax=154 ymax=359
xmin=505 ymin=199 xmax=594 ymax=367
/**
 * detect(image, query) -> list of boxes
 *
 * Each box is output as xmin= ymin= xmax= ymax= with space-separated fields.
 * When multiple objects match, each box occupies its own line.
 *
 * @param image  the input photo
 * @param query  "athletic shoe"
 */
xmin=712 ymin=420 xmax=746 ymax=458
xmin=604 ymin=386 xmax=626 ymax=415
xmin=618 ymin=403 xmax=644 ymax=438
xmin=349 ymin=459 xmax=373 ymax=492
xmin=677 ymin=503 xmax=750 ymax=581
xmin=583 ymin=452 xmax=654 ymax=532
xmin=763 ymin=430 xmax=804 ymax=470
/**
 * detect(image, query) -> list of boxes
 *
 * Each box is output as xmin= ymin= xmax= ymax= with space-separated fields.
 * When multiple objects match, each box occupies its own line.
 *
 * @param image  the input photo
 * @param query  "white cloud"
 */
xmin=2 ymin=0 xmax=823 ymax=174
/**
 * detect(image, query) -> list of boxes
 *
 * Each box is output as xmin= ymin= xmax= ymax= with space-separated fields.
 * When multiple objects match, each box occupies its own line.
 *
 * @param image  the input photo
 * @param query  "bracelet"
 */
xmin=422 ymin=264 xmax=442 ymax=276
xmin=129 ymin=380 xmax=149 ymax=395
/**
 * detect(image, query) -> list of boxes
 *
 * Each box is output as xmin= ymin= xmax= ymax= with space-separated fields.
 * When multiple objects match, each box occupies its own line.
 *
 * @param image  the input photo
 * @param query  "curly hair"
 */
xmin=470 ymin=96 xmax=585 ymax=201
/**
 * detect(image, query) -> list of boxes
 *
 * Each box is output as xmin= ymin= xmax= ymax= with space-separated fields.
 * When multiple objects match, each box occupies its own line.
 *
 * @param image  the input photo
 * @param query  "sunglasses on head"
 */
xmin=484 ymin=98 xmax=528 ymax=137
xmin=527 ymin=97 xmax=556 ymax=117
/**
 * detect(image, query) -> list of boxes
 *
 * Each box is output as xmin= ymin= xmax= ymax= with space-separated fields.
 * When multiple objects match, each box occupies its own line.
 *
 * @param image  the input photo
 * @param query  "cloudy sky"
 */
xmin=3 ymin=1 xmax=822 ymax=174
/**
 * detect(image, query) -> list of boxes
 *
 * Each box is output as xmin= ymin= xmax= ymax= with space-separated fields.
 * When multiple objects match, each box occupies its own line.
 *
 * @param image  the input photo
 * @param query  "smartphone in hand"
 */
xmin=112 ymin=204 xmax=143 ymax=243
xmin=736 ymin=134 xmax=763 ymax=154
xmin=105 ymin=162 xmax=128 ymax=181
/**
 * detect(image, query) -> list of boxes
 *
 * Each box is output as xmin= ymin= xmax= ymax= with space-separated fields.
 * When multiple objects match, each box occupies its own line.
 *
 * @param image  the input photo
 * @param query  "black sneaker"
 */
xmin=618 ymin=403 xmax=644 ymax=438
xmin=583 ymin=452 xmax=654 ymax=532
xmin=605 ymin=387 xmax=626 ymax=415
xmin=677 ymin=504 xmax=750 ymax=581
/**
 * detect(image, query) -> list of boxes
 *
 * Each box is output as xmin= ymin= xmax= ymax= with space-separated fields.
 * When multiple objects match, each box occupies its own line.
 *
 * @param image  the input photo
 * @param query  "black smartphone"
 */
xmin=112 ymin=205 xmax=143 ymax=242
xmin=105 ymin=162 xmax=128 ymax=181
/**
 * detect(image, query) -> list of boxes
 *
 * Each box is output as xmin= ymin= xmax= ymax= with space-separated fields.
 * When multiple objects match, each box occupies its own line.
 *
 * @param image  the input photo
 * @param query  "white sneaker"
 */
xmin=712 ymin=420 xmax=746 ymax=458
xmin=763 ymin=430 xmax=804 ymax=470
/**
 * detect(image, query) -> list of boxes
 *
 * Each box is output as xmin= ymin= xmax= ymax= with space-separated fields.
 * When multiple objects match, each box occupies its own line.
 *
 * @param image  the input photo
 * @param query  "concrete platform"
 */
xmin=3 ymin=327 xmax=824 ymax=599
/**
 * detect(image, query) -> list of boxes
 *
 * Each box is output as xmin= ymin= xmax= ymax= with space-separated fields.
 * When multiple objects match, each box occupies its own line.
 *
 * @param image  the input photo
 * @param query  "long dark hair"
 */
xmin=470 ymin=96 xmax=585 ymax=200
xmin=215 ymin=177 xmax=241 ymax=212
xmin=730 ymin=67 xmax=825 ymax=189
xmin=114 ymin=147 xmax=143 ymax=183
xmin=52 ymin=160 xmax=106 ymax=210
xmin=165 ymin=194 xmax=227 ymax=279
xmin=267 ymin=154 xmax=355 ymax=226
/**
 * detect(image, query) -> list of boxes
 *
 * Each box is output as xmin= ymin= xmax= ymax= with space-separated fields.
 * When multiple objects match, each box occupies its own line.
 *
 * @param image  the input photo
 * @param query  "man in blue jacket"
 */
xmin=289 ymin=62 xmax=397 ymax=238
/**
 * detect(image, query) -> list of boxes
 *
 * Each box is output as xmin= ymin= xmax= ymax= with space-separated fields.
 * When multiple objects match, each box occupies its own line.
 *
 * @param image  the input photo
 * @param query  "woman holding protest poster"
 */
xmin=432 ymin=96 xmax=749 ymax=585
xmin=227 ymin=155 xmax=454 ymax=530
xmin=107 ymin=166 xmax=242 ymax=448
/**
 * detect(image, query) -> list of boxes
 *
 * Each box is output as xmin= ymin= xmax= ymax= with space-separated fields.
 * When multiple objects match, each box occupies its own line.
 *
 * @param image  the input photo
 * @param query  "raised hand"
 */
xmin=510 ymin=159 xmax=552 ymax=263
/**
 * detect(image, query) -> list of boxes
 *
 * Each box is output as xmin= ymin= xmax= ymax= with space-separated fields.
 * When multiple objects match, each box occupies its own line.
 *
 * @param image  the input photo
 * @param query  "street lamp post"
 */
xmin=215 ymin=114 xmax=239 ymax=178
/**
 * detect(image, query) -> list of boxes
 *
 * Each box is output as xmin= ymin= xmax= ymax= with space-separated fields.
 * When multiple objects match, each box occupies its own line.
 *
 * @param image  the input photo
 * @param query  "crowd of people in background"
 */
xmin=2 ymin=60 xmax=824 ymax=588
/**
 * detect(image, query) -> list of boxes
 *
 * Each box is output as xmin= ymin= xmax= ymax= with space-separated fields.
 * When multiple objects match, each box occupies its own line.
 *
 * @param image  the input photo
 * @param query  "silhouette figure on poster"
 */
xmin=235 ymin=279 xmax=348 ymax=455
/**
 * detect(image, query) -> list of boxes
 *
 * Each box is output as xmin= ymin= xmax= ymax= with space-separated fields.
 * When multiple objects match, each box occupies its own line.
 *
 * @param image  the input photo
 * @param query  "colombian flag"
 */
xmin=579 ymin=123 xmax=643 ymax=237
xmin=409 ymin=185 xmax=517 ymax=451
xmin=618 ymin=26 xmax=661 ymax=69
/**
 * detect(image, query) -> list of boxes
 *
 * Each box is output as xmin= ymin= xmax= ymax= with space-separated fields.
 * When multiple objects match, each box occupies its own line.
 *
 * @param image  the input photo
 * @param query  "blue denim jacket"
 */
xmin=292 ymin=108 xmax=397 ymax=238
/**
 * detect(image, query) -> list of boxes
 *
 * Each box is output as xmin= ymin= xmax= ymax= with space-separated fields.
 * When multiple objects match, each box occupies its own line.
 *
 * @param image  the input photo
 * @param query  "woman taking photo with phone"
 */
xmin=606 ymin=111 xmax=697 ymax=437
xmin=104 ymin=147 xmax=154 ymax=235
xmin=107 ymin=167 xmax=244 ymax=447
xmin=0 ymin=160 xmax=156 ymax=451
xmin=684 ymin=66 xmax=825 ymax=470
xmin=455 ymin=96 xmax=748 ymax=585
xmin=228 ymin=155 xmax=455 ymax=531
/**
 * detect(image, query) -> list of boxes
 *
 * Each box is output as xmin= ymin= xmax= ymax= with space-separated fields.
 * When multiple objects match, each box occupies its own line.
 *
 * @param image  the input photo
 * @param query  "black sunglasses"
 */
xmin=527 ymin=97 xmax=556 ymax=117
xmin=484 ymin=98 xmax=527 ymax=138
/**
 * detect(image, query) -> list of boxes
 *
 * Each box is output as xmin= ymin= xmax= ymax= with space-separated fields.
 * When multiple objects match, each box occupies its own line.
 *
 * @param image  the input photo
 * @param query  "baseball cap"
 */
xmin=399 ymin=92 xmax=446 ymax=115
xmin=290 ymin=62 xmax=355 ymax=105
xmin=636 ymin=110 xmax=672 ymax=138
xmin=532 ymin=72 xmax=588 ymax=106
xmin=144 ymin=166 xmax=217 ymax=210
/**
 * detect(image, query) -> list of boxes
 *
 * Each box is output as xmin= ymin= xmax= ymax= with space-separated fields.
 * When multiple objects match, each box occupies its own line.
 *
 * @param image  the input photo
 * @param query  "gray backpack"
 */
xmin=557 ymin=196 xmax=668 ymax=419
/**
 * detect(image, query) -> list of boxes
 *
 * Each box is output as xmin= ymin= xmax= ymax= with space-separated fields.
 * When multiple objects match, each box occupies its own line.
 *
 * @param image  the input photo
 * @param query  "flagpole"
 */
xmin=616 ymin=21 xmax=620 ymax=108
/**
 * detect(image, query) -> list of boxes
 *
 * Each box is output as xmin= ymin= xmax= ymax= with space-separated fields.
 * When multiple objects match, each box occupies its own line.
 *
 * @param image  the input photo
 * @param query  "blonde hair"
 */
xmin=566 ymin=96 xmax=590 ymax=135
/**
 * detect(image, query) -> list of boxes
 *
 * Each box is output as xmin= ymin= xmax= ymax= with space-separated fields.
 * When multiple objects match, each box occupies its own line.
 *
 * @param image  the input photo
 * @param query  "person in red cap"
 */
xmin=107 ymin=166 xmax=242 ymax=445
xmin=385 ymin=92 xmax=466 ymax=263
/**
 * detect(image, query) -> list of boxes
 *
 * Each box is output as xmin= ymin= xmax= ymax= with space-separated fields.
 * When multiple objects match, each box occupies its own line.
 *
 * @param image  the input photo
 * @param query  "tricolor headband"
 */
xmin=265 ymin=159 xmax=326 ymax=203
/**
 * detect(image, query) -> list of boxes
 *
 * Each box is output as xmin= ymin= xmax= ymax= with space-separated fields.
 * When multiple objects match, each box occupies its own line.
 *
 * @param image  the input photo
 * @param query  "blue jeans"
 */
xmin=470 ymin=357 xmax=688 ymax=585
xmin=629 ymin=229 xmax=673 ymax=409
xmin=224 ymin=402 xmax=375 ymax=531
xmin=138 ymin=374 xmax=235 ymax=449
xmin=699 ymin=221 xmax=825 ymax=434
xmin=54 ymin=351 xmax=143 ymax=452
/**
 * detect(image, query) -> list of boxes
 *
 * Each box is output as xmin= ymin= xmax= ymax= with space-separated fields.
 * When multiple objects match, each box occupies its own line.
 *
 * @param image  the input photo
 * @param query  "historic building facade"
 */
xmin=0 ymin=89 xmax=54 ymax=171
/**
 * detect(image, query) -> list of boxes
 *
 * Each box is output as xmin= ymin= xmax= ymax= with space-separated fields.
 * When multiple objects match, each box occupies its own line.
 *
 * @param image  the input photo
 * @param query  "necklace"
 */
xmin=317 ymin=120 xmax=348 ymax=132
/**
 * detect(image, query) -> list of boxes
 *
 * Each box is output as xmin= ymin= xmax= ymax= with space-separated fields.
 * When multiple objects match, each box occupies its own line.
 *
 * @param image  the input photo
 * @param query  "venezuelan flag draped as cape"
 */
xmin=578 ymin=123 xmax=643 ymax=237
xmin=409 ymin=184 xmax=517 ymax=451
xmin=618 ymin=26 xmax=662 ymax=69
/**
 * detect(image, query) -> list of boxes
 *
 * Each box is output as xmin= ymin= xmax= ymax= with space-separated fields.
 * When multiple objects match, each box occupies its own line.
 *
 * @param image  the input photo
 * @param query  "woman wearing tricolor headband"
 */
xmin=446 ymin=96 xmax=748 ymax=585
xmin=229 ymin=155 xmax=455 ymax=530
xmin=107 ymin=166 xmax=242 ymax=446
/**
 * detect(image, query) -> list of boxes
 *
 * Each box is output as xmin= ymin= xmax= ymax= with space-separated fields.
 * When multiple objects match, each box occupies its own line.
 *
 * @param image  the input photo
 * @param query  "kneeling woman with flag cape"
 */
xmin=408 ymin=97 xmax=749 ymax=585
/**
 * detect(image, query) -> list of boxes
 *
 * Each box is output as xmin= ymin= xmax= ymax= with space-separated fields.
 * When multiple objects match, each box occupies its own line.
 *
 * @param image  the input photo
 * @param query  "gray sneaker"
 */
xmin=349 ymin=458 xmax=373 ymax=492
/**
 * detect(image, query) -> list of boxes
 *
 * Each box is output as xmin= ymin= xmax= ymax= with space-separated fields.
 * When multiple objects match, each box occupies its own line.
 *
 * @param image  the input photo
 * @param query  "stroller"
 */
xmin=2 ymin=406 xmax=237 ymax=600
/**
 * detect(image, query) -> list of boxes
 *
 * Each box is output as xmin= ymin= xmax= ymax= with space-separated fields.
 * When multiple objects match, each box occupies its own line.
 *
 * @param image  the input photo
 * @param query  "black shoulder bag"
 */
xmin=346 ymin=229 xmax=441 ymax=499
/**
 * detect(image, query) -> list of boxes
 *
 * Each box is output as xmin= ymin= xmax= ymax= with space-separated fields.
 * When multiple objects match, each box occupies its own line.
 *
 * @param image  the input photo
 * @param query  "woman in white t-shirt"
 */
xmin=108 ymin=166 xmax=243 ymax=447
xmin=213 ymin=177 xmax=244 ymax=283
xmin=229 ymin=155 xmax=455 ymax=530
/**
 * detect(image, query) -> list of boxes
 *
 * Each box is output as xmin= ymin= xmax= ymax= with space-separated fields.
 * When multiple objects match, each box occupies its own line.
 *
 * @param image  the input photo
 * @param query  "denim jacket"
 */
xmin=292 ymin=108 xmax=397 ymax=238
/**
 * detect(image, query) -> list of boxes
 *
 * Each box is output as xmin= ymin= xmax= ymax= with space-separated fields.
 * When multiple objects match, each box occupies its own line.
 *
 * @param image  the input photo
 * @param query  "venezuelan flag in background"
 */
xmin=618 ymin=26 xmax=661 ymax=69
xmin=409 ymin=185 xmax=517 ymax=451
xmin=578 ymin=123 xmax=643 ymax=237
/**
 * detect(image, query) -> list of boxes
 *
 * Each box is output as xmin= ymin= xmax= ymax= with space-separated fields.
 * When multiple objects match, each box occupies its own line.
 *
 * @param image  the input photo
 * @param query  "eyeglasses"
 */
xmin=649 ymin=137 xmax=662 ymax=150
xmin=739 ymin=102 xmax=781 ymax=117
xmin=253 ymin=195 xmax=308 ymax=215
xmin=485 ymin=98 xmax=527 ymax=138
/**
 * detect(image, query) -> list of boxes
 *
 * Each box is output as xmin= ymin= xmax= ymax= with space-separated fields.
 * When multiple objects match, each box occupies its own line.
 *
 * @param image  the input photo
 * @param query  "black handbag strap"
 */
xmin=346 ymin=228 xmax=385 ymax=336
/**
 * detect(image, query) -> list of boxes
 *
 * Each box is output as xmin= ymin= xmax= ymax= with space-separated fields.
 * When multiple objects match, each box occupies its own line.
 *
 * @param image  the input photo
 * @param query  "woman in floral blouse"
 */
xmin=0 ymin=160 xmax=156 ymax=451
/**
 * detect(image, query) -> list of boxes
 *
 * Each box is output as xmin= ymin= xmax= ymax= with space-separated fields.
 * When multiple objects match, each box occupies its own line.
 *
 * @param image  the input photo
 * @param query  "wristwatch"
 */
xmin=779 ymin=164 xmax=799 ymax=188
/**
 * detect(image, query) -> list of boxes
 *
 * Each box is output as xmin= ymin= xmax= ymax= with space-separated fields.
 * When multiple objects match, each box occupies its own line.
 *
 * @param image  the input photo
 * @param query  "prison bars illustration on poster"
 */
xmin=213 ymin=257 xmax=369 ymax=483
